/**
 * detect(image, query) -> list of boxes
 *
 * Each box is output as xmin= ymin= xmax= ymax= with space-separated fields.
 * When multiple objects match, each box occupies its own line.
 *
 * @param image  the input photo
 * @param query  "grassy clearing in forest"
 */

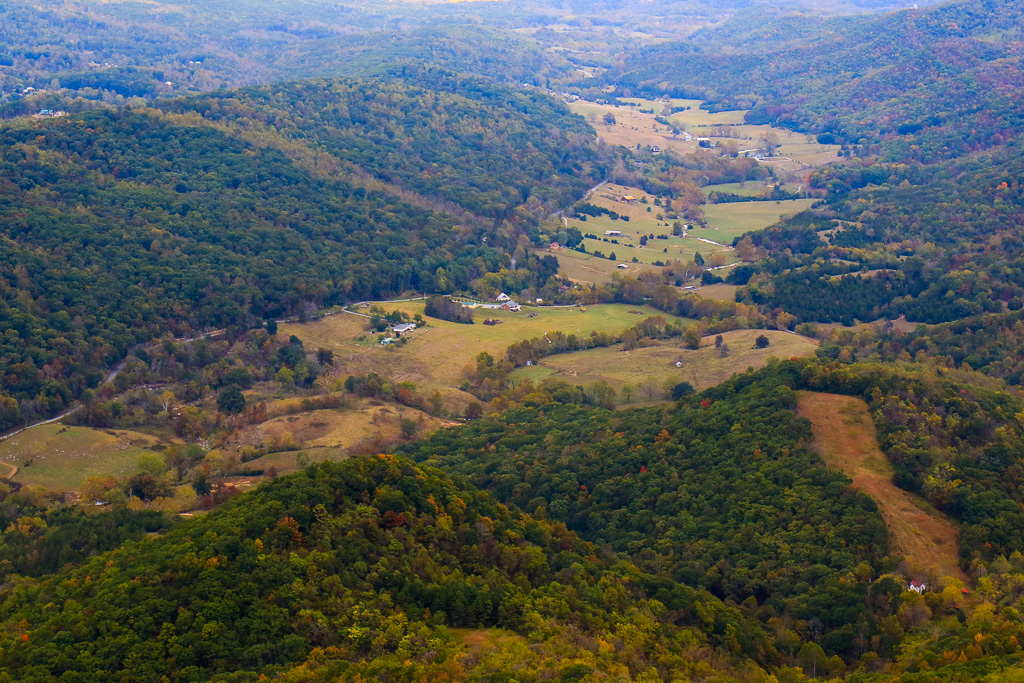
xmin=797 ymin=392 xmax=967 ymax=583
xmin=702 ymin=198 xmax=819 ymax=243
xmin=281 ymin=301 xmax=692 ymax=402
xmin=227 ymin=400 xmax=449 ymax=469
xmin=702 ymin=181 xmax=774 ymax=197
xmin=0 ymin=424 xmax=173 ymax=492
xmin=569 ymin=97 xmax=839 ymax=175
xmin=693 ymin=283 xmax=741 ymax=301
xmin=511 ymin=329 xmax=817 ymax=402
xmin=564 ymin=182 xmax=736 ymax=268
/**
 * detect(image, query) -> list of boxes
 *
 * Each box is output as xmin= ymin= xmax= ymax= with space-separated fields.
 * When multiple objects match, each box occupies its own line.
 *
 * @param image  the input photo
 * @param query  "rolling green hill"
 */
xmin=0 ymin=455 xmax=776 ymax=681
xmin=402 ymin=367 xmax=891 ymax=660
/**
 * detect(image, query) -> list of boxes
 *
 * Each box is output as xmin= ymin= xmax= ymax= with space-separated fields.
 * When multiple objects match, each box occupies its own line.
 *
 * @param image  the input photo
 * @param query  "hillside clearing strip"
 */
xmin=797 ymin=392 xmax=968 ymax=584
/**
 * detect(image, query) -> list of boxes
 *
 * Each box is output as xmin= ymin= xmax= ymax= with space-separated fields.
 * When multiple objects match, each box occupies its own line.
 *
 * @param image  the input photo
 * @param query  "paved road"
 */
xmin=692 ymin=236 xmax=733 ymax=248
xmin=584 ymin=180 xmax=607 ymax=199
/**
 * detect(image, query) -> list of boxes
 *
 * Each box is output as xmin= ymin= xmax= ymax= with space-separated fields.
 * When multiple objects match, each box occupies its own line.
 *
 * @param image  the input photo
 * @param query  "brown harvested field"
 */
xmin=569 ymin=97 xmax=839 ymax=181
xmin=797 ymin=392 xmax=967 ymax=583
xmin=548 ymin=248 xmax=622 ymax=284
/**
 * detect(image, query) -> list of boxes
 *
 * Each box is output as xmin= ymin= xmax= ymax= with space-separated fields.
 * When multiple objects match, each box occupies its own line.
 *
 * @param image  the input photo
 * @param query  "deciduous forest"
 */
xmin=3 ymin=0 xmax=1024 ymax=680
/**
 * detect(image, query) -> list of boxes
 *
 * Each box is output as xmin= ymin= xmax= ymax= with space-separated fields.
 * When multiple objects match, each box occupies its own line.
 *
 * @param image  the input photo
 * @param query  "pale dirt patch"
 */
xmin=797 ymin=392 xmax=967 ymax=583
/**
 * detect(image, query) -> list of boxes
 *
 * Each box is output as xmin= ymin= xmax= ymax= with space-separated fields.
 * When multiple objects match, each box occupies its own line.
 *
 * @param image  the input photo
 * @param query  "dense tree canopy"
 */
xmin=0 ymin=455 xmax=777 ymax=681
xmin=402 ymin=370 xmax=891 ymax=659
xmin=0 ymin=74 xmax=602 ymax=431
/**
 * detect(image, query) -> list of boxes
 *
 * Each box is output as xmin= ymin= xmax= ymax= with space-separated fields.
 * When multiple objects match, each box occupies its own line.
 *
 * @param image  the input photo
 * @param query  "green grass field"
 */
xmin=0 ymin=425 xmax=172 ymax=492
xmin=702 ymin=198 xmax=819 ymax=243
xmin=547 ymin=248 xmax=624 ymax=284
xmin=567 ymin=183 xmax=737 ymax=266
xmin=702 ymin=182 xmax=775 ymax=197
xmin=510 ymin=329 xmax=818 ymax=402
xmin=620 ymin=97 xmax=747 ymax=127
xmin=556 ymin=183 xmax=816 ymax=285
xmin=281 ymin=301 xmax=693 ymax=404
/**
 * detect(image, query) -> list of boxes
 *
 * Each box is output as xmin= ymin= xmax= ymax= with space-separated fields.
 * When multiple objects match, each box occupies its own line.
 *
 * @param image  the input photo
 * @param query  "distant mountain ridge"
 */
xmin=596 ymin=0 xmax=1024 ymax=150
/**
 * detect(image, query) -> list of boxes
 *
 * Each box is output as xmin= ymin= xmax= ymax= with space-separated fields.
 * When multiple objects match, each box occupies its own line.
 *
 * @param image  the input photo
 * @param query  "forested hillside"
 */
xmin=734 ymin=134 xmax=1024 ymax=325
xmin=404 ymin=361 xmax=1024 ymax=677
xmin=0 ymin=73 xmax=602 ymax=430
xmin=598 ymin=0 xmax=1024 ymax=153
xmin=0 ymin=455 xmax=777 ymax=681
xmin=7 ymin=365 xmax=1024 ymax=679
xmin=402 ymin=370 xmax=890 ymax=660
xmin=168 ymin=72 xmax=602 ymax=220
xmin=0 ymin=0 xmax=939 ymax=114
xmin=0 ymin=1 xmax=578 ymax=108
xmin=588 ymin=0 xmax=1024 ymax=328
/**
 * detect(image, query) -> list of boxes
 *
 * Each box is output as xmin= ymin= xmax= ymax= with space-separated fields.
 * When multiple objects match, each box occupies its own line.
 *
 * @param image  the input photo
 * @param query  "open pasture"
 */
xmin=280 ymin=301 xmax=693 ymax=399
xmin=619 ymin=97 xmax=747 ymax=127
xmin=686 ymin=123 xmax=840 ymax=166
xmin=569 ymin=100 xmax=702 ymax=155
xmin=225 ymin=400 xmax=447 ymax=472
xmin=702 ymin=198 xmax=819 ymax=243
xmin=702 ymin=181 xmax=775 ymax=197
xmin=572 ymin=97 xmax=839 ymax=175
xmin=511 ymin=328 xmax=818 ymax=402
xmin=578 ymin=183 xmax=813 ymax=251
xmin=568 ymin=182 xmax=737 ymax=265
xmin=0 ymin=424 xmax=173 ymax=492
xmin=547 ymin=248 xmax=624 ymax=284
xmin=693 ymin=283 xmax=741 ymax=301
